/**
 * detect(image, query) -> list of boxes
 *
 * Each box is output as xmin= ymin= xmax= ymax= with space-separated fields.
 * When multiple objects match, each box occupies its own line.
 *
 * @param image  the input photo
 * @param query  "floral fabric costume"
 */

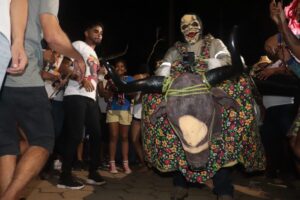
xmin=142 ymin=35 xmax=266 ymax=183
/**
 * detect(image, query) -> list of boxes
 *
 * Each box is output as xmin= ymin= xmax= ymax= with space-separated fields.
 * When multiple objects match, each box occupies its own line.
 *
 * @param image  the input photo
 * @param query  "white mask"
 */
xmin=180 ymin=14 xmax=202 ymax=44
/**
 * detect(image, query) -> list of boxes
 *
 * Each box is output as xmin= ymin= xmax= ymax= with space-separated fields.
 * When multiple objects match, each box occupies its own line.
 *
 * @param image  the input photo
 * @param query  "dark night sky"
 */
xmin=58 ymin=0 xmax=288 ymax=74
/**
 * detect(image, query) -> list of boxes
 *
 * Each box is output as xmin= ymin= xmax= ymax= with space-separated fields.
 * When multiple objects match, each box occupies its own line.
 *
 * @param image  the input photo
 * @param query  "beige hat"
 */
xmin=254 ymin=56 xmax=272 ymax=67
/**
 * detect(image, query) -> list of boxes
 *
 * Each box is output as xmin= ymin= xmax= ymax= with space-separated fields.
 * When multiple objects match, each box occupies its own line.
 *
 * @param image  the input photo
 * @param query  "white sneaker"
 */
xmin=109 ymin=161 xmax=118 ymax=174
xmin=54 ymin=159 xmax=62 ymax=170
xmin=123 ymin=160 xmax=132 ymax=174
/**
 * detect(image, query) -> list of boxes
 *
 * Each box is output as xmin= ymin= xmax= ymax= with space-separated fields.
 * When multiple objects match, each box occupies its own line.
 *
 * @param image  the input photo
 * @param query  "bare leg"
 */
xmin=120 ymin=124 xmax=130 ymax=162
xmin=18 ymin=127 xmax=29 ymax=156
xmin=130 ymin=120 xmax=144 ymax=165
xmin=109 ymin=122 xmax=119 ymax=162
xmin=0 ymin=156 xmax=16 ymax=196
xmin=120 ymin=124 xmax=131 ymax=174
xmin=108 ymin=122 xmax=119 ymax=173
xmin=77 ymin=141 xmax=84 ymax=162
xmin=0 ymin=146 xmax=49 ymax=200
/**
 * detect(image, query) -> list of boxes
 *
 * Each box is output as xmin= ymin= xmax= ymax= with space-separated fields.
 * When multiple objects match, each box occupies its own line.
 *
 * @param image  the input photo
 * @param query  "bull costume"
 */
xmin=104 ymin=14 xmax=265 ymax=200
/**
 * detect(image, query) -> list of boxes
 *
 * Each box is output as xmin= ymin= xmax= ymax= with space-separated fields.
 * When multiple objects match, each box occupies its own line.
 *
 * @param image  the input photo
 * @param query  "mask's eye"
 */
xmin=192 ymin=22 xmax=199 ymax=27
xmin=181 ymin=24 xmax=188 ymax=30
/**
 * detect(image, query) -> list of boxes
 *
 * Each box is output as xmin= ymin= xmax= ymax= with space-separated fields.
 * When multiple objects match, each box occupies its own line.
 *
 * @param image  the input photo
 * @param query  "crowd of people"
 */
xmin=1 ymin=0 xmax=300 ymax=200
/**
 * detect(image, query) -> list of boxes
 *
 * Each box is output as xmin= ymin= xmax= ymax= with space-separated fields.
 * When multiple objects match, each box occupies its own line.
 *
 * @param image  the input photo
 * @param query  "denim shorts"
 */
xmin=0 ymin=33 xmax=11 ymax=89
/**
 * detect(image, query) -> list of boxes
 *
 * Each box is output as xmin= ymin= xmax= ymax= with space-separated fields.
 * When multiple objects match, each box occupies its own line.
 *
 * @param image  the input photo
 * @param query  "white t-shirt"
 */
xmin=262 ymin=60 xmax=294 ymax=109
xmin=0 ymin=0 xmax=11 ymax=43
xmin=64 ymin=41 xmax=99 ymax=101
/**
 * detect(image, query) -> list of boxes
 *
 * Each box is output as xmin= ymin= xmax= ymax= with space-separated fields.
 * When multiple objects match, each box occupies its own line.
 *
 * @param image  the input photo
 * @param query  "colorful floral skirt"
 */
xmin=142 ymin=75 xmax=266 ymax=183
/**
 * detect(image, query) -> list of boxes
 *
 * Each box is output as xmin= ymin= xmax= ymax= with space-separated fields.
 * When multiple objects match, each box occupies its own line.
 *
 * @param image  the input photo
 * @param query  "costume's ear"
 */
xmin=210 ymin=88 xmax=240 ymax=111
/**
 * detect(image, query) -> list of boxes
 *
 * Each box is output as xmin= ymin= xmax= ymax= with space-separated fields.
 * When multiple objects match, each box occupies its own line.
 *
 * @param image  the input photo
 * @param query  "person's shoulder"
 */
xmin=204 ymin=34 xmax=221 ymax=43
xmin=72 ymin=40 xmax=86 ymax=47
xmin=72 ymin=40 xmax=94 ymax=53
xmin=206 ymin=35 xmax=227 ymax=47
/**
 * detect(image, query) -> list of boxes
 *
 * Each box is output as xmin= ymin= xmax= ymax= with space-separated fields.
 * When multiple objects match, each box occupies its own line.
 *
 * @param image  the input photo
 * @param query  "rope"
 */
xmin=167 ymin=85 xmax=209 ymax=97
xmin=162 ymin=73 xmax=211 ymax=101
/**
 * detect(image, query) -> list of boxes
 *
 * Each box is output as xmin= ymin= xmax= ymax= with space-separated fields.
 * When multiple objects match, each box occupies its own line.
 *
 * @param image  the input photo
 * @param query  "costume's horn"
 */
xmin=102 ymin=60 xmax=164 ymax=93
xmin=205 ymin=25 xmax=244 ymax=86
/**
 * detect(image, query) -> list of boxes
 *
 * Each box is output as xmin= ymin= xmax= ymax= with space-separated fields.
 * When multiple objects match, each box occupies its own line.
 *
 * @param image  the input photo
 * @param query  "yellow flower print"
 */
xmin=201 ymin=171 xmax=207 ymax=176
xmin=167 ymin=134 xmax=173 ymax=140
xmin=245 ymin=103 xmax=252 ymax=111
xmin=155 ymin=139 xmax=160 ymax=145
xmin=245 ymin=119 xmax=252 ymax=126
xmin=237 ymin=127 xmax=243 ymax=133
xmin=229 ymin=111 xmax=237 ymax=118
xmin=179 ymin=159 xmax=186 ymax=166
xmin=239 ymin=111 xmax=245 ymax=119
xmin=162 ymin=141 xmax=167 ymax=147
xmin=156 ymin=98 xmax=161 ymax=104
xmin=236 ymin=99 xmax=242 ymax=106
xmin=159 ymin=129 xmax=164 ymax=136
xmin=171 ymin=147 xmax=177 ymax=152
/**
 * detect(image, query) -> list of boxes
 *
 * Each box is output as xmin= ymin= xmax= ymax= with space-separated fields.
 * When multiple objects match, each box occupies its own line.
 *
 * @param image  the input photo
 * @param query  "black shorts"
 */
xmin=0 ymin=87 xmax=55 ymax=156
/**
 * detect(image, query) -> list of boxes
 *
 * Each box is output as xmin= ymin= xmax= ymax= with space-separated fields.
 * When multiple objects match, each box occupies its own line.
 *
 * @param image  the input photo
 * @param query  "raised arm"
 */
xmin=270 ymin=1 xmax=300 ymax=59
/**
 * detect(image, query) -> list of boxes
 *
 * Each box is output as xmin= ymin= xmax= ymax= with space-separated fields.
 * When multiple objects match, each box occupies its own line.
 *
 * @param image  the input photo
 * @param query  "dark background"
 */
xmin=58 ymin=0 xmax=289 ymax=74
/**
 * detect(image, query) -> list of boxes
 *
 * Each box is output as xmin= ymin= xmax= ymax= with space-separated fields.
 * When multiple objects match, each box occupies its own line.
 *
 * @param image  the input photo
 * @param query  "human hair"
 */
xmin=114 ymin=59 xmax=127 ymax=68
xmin=84 ymin=21 xmax=104 ymax=32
